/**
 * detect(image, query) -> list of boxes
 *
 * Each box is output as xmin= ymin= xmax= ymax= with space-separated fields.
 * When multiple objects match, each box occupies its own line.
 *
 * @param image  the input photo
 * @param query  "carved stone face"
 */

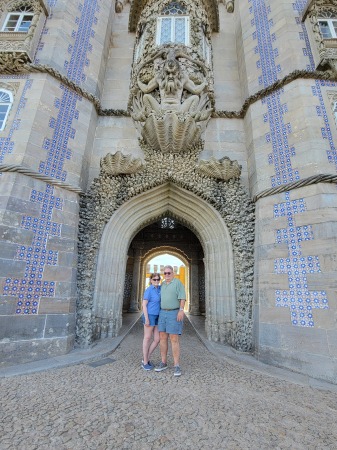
xmin=161 ymin=58 xmax=181 ymax=94
xmin=164 ymin=58 xmax=179 ymax=80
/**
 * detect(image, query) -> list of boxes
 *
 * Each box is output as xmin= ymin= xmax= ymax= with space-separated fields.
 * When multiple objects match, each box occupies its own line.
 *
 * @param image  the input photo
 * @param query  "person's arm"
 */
xmin=176 ymin=280 xmax=186 ymax=321
xmin=142 ymin=299 xmax=150 ymax=326
xmin=177 ymin=299 xmax=185 ymax=321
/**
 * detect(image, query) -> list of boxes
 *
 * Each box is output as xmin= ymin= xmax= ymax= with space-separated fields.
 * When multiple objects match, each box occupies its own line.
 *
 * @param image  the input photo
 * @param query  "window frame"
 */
xmin=202 ymin=34 xmax=211 ymax=64
xmin=318 ymin=18 xmax=337 ymax=39
xmin=0 ymin=89 xmax=13 ymax=131
xmin=156 ymin=15 xmax=190 ymax=46
xmin=134 ymin=27 xmax=146 ymax=62
xmin=2 ymin=11 xmax=34 ymax=32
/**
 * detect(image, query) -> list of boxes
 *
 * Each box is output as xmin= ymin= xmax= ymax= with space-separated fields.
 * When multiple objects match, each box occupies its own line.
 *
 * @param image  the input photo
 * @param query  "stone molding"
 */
xmin=252 ymin=173 xmax=337 ymax=202
xmin=0 ymin=163 xmax=83 ymax=193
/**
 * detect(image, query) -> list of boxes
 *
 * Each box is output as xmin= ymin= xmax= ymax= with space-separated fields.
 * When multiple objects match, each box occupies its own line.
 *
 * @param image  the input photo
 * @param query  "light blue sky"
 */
xmin=148 ymin=253 xmax=185 ymax=270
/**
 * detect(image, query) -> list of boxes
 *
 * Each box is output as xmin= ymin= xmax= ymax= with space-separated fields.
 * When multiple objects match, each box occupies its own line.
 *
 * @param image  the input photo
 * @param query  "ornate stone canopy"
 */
xmin=128 ymin=0 xmax=220 ymax=32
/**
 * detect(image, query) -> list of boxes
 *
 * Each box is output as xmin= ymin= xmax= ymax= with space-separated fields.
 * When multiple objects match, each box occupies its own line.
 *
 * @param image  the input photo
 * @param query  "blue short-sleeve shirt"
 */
xmin=143 ymin=285 xmax=161 ymax=315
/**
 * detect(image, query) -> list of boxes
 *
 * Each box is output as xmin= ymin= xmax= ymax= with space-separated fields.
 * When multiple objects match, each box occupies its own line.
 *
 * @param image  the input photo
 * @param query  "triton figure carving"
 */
xmin=133 ymin=49 xmax=210 ymax=122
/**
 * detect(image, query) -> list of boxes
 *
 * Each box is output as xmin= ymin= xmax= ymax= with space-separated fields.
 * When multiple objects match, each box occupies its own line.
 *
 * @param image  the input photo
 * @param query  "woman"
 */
xmin=142 ymin=273 xmax=161 ymax=370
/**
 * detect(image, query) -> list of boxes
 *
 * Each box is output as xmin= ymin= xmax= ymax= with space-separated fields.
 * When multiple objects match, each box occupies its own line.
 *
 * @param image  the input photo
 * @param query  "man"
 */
xmin=155 ymin=265 xmax=186 ymax=377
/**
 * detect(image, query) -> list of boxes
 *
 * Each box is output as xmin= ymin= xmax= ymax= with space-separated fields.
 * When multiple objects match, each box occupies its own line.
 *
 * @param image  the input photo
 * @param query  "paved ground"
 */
xmin=1 ymin=317 xmax=337 ymax=450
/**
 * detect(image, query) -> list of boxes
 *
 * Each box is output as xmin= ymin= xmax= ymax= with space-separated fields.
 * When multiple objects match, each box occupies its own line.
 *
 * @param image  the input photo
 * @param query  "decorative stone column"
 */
xmin=129 ymin=247 xmax=143 ymax=312
xmin=189 ymin=257 xmax=200 ymax=315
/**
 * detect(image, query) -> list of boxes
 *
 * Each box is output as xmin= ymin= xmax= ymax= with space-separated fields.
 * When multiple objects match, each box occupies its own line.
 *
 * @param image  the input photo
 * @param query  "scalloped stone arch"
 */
xmin=93 ymin=182 xmax=236 ymax=342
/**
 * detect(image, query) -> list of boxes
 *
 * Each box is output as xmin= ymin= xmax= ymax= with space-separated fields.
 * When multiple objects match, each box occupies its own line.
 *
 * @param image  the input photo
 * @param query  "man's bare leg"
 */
xmin=170 ymin=334 xmax=180 ymax=366
xmin=159 ymin=331 xmax=169 ymax=363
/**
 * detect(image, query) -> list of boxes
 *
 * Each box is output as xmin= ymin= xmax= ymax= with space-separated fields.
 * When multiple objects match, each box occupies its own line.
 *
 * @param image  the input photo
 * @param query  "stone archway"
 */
xmin=77 ymin=147 xmax=255 ymax=352
xmin=91 ymin=182 xmax=235 ymax=344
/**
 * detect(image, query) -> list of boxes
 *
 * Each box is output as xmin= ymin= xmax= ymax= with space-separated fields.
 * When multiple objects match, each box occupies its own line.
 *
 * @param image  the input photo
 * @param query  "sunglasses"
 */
xmin=152 ymin=278 xmax=160 ymax=281
xmin=164 ymin=272 xmax=172 ymax=275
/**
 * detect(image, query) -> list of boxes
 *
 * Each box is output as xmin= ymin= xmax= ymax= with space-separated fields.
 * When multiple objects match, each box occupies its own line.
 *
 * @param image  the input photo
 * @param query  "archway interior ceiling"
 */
xmin=131 ymin=218 xmax=204 ymax=259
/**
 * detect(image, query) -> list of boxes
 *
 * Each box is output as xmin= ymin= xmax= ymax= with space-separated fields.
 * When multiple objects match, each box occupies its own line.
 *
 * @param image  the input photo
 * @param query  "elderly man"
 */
xmin=155 ymin=265 xmax=186 ymax=377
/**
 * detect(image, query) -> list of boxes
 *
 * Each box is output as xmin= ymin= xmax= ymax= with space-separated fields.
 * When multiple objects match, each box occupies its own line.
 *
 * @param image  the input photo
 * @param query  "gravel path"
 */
xmin=1 ymin=318 xmax=337 ymax=450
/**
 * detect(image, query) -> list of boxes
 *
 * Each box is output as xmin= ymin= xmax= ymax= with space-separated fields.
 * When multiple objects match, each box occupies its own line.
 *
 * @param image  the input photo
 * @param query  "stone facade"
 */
xmin=0 ymin=0 xmax=336 ymax=384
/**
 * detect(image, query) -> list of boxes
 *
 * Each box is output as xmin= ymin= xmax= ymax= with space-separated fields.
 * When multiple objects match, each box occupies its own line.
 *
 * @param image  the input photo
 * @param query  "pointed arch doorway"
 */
xmin=92 ymin=182 xmax=237 ymax=345
xmin=125 ymin=225 xmax=205 ymax=316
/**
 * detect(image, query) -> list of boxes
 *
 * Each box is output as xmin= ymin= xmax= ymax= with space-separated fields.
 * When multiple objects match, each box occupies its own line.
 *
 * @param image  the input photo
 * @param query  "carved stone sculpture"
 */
xmin=131 ymin=46 xmax=212 ymax=153
xmin=196 ymin=156 xmax=242 ymax=181
xmin=100 ymin=151 xmax=143 ymax=176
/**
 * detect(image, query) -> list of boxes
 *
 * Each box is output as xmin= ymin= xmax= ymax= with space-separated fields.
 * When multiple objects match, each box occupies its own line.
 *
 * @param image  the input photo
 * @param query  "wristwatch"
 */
xmin=179 ymin=308 xmax=184 ymax=311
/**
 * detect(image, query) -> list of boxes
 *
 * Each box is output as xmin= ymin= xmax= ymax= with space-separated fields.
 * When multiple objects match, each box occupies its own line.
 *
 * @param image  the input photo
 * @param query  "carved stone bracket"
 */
xmin=100 ymin=151 xmax=144 ymax=176
xmin=0 ymin=51 xmax=30 ymax=73
xmin=196 ymin=156 xmax=242 ymax=181
xmin=130 ymin=45 xmax=213 ymax=152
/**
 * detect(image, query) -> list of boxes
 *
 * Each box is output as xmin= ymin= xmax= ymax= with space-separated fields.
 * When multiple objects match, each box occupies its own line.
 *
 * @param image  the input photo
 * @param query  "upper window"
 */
xmin=156 ymin=2 xmax=189 ymax=46
xmin=0 ymin=90 xmax=13 ymax=131
xmin=202 ymin=33 xmax=210 ymax=64
xmin=318 ymin=18 xmax=337 ymax=39
xmin=134 ymin=26 xmax=146 ymax=62
xmin=2 ymin=10 xmax=34 ymax=32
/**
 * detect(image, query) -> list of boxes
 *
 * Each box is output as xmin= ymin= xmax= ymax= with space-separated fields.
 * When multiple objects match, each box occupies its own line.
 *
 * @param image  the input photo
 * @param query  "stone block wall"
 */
xmin=0 ymin=0 xmax=336 ymax=383
xmin=241 ymin=0 xmax=337 ymax=383
xmin=0 ymin=0 xmax=112 ymax=366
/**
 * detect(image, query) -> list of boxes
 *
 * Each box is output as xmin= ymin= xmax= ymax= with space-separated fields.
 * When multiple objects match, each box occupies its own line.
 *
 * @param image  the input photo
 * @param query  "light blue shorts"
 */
xmin=142 ymin=314 xmax=159 ymax=326
xmin=158 ymin=309 xmax=183 ymax=335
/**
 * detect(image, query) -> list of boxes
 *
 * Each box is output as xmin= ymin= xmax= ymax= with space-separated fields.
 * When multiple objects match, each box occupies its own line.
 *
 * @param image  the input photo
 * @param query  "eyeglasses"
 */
xmin=164 ymin=272 xmax=172 ymax=275
xmin=152 ymin=278 xmax=160 ymax=281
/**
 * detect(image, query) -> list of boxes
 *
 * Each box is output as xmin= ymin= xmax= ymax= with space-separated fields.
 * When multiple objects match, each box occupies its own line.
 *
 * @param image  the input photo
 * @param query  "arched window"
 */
xmin=0 ymin=90 xmax=13 ymax=131
xmin=156 ymin=2 xmax=189 ymax=46
xmin=2 ymin=6 xmax=34 ymax=32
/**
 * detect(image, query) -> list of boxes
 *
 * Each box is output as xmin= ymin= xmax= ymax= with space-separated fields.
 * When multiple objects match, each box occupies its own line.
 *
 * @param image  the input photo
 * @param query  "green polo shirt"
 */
xmin=160 ymin=278 xmax=186 ymax=309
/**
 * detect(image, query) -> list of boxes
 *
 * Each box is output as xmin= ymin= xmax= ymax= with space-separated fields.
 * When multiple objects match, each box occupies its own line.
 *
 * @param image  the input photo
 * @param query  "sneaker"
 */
xmin=142 ymin=360 xmax=154 ymax=368
xmin=155 ymin=362 xmax=168 ymax=372
xmin=174 ymin=365 xmax=181 ymax=377
xmin=142 ymin=362 xmax=153 ymax=371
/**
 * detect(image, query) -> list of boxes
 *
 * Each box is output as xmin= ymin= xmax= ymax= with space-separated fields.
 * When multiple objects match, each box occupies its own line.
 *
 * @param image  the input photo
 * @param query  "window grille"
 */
xmin=156 ymin=2 xmax=189 ymax=46
xmin=161 ymin=217 xmax=176 ymax=229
